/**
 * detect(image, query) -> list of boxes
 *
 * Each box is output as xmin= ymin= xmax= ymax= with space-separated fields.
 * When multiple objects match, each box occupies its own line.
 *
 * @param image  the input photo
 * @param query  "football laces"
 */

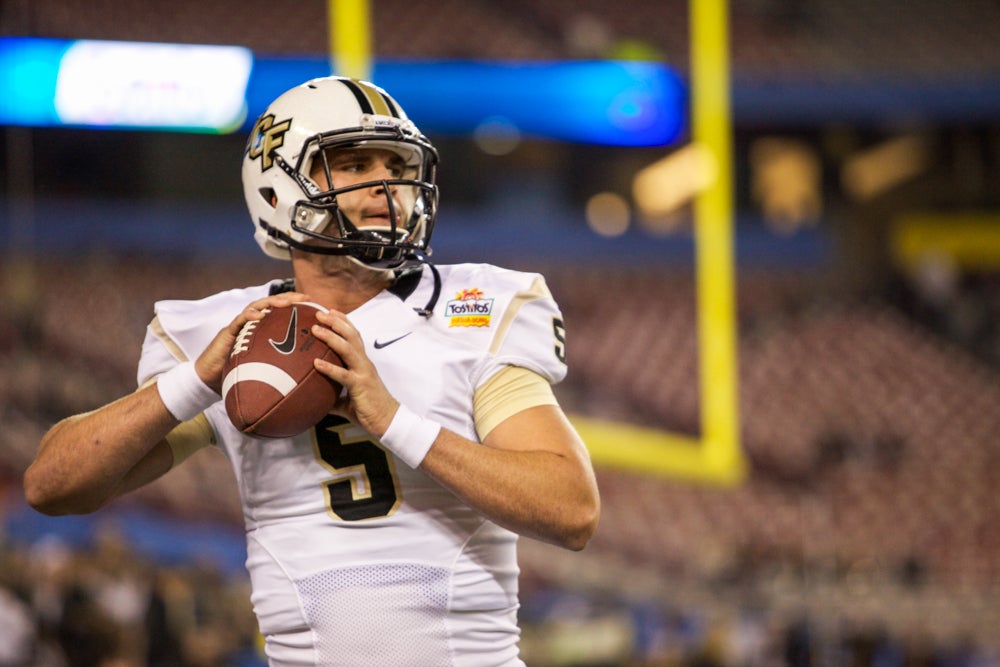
xmin=232 ymin=320 xmax=260 ymax=356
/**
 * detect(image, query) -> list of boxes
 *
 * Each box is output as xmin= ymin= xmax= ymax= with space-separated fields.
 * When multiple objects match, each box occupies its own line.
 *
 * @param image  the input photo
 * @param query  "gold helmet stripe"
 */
xmin=341 ymin=78 xmax=396 ymax=117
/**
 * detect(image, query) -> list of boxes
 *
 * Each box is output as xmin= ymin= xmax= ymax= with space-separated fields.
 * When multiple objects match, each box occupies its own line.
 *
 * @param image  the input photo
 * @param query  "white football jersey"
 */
xmin=137 ymin=263 xmax=568 ymax=667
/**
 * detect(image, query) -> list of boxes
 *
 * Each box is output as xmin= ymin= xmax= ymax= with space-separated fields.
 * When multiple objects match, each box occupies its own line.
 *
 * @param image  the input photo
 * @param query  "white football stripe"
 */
xmin=222 ymin=362 xmax=299 ymax=398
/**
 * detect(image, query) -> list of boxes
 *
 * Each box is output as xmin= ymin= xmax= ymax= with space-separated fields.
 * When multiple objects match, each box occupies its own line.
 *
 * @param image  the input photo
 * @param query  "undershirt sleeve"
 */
xmin=164 ymin=413 xmax=215 ymax=467
xmin=473 ymin=365 xmax=559 ymax=441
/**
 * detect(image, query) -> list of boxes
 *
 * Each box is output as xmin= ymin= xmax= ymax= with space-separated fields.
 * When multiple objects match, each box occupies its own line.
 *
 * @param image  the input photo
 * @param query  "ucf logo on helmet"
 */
xmin=248 ymin=114 xmax=292 ymax=171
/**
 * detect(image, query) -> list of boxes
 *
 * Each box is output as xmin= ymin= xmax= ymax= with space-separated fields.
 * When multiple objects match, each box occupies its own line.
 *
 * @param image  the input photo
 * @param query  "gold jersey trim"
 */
xmin=149 ymin=315 xmax=187 ymax=362
xmin=488 ymin=275 xmax=551 ymax=355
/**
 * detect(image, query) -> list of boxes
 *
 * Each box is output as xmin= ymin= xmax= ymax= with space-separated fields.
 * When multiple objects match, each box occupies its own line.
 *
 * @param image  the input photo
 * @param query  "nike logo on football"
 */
xmin=269 ymin=308 xmax=298 ymax=355
xmin=373 ymin=332 xmax=413 ymax=349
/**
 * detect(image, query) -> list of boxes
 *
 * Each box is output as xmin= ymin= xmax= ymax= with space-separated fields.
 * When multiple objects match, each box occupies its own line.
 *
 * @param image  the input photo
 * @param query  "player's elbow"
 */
xmin=24 ymin=482 xmax=105 ymax=517
xmin=23 ymin=465 xmax=67 ymax=516
xmin=558 ymin=494 xmax=601 ymax=552
xmin=23 ymin=460 xmax=105 ymax=517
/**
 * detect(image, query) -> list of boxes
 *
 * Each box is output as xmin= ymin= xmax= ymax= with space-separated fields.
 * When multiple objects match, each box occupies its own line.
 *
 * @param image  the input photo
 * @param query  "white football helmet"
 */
xmin=241 ymin=76 xmax=439 ymax=268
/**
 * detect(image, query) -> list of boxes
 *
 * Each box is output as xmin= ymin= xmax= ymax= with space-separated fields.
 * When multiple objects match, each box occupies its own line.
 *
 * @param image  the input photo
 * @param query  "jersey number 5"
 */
xmin=313 ymin=415 xmax=400 ymax=521
xmin=553 ymin=317 xmax=567 ymax=364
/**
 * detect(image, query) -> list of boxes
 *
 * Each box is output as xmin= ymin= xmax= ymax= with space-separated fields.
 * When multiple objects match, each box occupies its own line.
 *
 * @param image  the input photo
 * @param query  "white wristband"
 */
xmin=156 ymin=361 xmax=219 ymax=422
xmin=379 ymin=405 xmax=441 ymax=469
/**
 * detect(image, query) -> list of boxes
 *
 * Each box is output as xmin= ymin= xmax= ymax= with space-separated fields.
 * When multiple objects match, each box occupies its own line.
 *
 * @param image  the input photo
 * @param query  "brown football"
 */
xmin=221 ymin=302 xmax=343 ymax=438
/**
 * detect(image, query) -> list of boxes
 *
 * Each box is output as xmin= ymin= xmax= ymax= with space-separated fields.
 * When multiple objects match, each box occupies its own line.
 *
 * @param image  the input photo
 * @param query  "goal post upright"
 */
xmin=575 ymin=0 xmax=745 ymax=485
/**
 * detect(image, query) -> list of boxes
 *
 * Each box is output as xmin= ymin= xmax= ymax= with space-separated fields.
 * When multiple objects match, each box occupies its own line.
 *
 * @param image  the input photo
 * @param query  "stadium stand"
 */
xmin=9 ymin=0 xmax=1000 ymax=79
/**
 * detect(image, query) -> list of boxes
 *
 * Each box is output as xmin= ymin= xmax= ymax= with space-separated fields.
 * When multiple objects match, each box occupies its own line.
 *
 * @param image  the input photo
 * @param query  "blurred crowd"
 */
xmin=520 ymin=586 xmax=999 ymax=667
xmin=2 ymin=504 xmax=997 ymax=667
xmin=0 ymin=494 xmax=263 ymax=667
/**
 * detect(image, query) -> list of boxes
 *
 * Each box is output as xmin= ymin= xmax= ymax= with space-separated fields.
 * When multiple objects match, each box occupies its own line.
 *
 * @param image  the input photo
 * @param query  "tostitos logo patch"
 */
xmin=445 ymin=288 xmax=493 ymax=327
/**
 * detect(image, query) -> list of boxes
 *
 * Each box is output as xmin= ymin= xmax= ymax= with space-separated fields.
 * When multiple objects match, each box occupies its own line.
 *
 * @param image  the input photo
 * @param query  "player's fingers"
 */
xmin=314 ymin=356 xmax=350 ymax=387
xmin=248 ymin=292 xmax=312 ymax=315
xmin=230 ymin=293 xmax=312 ymax=332
xmin=313 ymin=310 xmax=366 ymax=359
xmin=310 ymin=323 xmax=356 ymax=373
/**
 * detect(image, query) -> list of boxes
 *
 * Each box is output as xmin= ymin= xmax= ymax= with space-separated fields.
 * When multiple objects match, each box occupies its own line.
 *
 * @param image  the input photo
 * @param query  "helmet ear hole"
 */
xmin=258 ymin=187 xmax=277 ymax=207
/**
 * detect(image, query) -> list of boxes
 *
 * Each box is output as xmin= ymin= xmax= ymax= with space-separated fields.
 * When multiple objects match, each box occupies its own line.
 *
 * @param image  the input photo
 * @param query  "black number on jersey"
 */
xmin=553 ymin=317 xmax=567 ymax=364
xmin=313 ymin=415 xmax=400 ymax=521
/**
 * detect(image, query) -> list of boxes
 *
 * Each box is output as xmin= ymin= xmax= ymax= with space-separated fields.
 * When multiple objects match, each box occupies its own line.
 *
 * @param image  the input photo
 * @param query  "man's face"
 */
xmin=309 ymin=147 xmax=409 ymax=231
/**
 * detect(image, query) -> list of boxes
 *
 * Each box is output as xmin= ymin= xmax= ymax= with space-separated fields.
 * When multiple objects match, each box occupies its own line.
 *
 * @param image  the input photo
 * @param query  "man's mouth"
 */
xmin=362 ymin=210 xmax=398 ymax=226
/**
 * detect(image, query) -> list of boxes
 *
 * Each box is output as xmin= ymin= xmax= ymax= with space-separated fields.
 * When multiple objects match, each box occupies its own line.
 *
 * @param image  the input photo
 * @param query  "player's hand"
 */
xmin=310 ymin=309 xmax=399 ymax=438
xmin=195 ymin=293 xmax=313 ymax=393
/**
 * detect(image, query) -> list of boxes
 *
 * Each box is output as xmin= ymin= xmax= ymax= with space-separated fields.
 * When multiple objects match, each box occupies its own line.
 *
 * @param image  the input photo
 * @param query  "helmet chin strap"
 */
xmin=261 ymin=220 xmax=354 ymax=257
xmin=266 ymin=203 xmax=410 ymax=267
xmin=408 ymin=251 xmax=441 ymax=318
xmin=334 ymin=208 xmax=404 ymax=253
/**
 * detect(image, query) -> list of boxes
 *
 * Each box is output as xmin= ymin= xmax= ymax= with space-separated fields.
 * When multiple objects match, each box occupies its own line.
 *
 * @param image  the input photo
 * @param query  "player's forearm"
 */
xmin=24 ymin=384 xmax=177 ymax=515
xmin=419 ymin=429 xmax=600 ymax=551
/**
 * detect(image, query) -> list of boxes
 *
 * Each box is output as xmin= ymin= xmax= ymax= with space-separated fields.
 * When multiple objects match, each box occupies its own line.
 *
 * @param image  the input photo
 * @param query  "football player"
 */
xmin=25 ymin=76 xmax=600 ymax=666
